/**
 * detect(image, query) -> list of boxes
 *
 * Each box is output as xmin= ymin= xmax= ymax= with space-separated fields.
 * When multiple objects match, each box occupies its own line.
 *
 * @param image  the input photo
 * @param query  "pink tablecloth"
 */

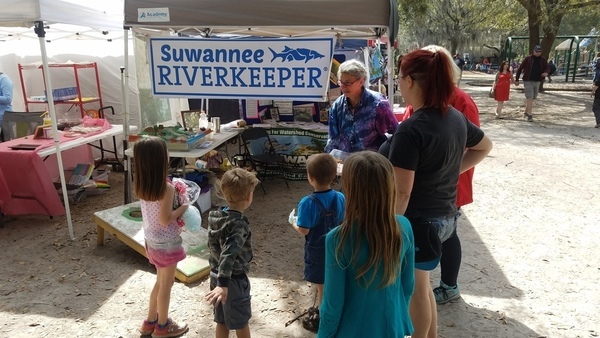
xmin=0 ymin=132 xmax=96 ymax=217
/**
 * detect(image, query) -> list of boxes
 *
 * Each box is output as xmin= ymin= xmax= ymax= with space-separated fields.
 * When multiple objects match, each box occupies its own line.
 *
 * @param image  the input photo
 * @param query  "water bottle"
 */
xmin=198 ymin=112 xmax=208 ymax=129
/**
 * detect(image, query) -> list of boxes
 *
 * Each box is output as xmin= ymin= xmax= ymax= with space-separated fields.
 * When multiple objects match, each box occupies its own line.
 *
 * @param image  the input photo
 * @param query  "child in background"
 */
xmin=290 ymin=153 xmax=345 ymax=332
xmin=318 ymin=151 xmax=415 ymax=338
xmin=133 ymin=137 xmax=189 ymax=338
xmin=205 ymin=168 xmax=259 ymax=338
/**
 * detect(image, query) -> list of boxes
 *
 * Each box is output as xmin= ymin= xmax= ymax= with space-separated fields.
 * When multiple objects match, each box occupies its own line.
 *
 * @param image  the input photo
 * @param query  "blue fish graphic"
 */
xmin=269 ymin=46 xmax=325 ymax=63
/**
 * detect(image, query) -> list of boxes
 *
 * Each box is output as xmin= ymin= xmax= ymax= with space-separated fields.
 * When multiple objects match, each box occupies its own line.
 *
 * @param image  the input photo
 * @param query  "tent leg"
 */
xmin=35 ymin=20 xmax=75 ymax=240
xmin=122 ymin=28 xmax=133 ymax=204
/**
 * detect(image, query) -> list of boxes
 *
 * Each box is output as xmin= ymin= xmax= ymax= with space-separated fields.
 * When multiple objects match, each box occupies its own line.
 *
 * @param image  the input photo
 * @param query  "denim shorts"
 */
xmin=304 ymin=245 xmax=325 ymax=284
xmin=407 ymin=212 xmax=458 ymax=271
xmin=210 ymin=271 xmax=252 ymax=330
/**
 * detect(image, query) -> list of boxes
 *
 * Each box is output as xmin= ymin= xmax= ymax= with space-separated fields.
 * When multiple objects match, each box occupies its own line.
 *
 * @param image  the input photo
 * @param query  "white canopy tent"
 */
xmin=555 ymin=39 xmax=576 ymax=51
xmin=0 ymin=0 xmax=125 ymax=239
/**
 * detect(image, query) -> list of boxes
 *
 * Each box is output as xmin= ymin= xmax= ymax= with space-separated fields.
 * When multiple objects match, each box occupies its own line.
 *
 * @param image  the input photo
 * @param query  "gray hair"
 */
xmin=421 ymin=45 xmax=461 ymax=86
xmin=338 ymin=59 xmax=368 ymax=82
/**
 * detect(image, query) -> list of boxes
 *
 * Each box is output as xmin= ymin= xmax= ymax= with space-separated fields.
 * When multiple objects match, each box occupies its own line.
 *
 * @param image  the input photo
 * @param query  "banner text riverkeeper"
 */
xmin=149 ymin=37 xmax=334 ymax=100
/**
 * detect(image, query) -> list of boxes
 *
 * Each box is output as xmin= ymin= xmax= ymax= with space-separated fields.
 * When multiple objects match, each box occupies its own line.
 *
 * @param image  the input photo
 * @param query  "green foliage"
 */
xmin=514 ymin=0 xmax=600 ymax=53
xmin=396 ymin=0 xmax=526 ymax=54
xmin=558 ymin=7 xmax=600 ymax=35
xmin=396 ymin=0 xmax=599 ymax=62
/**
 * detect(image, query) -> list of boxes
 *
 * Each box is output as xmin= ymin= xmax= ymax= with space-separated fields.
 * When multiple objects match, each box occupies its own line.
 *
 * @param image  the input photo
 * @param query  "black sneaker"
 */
xmin=526 ymin=114 xmax=533 ymax=122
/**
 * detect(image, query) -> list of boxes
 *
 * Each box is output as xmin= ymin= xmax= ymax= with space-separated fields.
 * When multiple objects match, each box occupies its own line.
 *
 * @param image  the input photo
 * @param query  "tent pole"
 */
xmin=377 ymin=38 xmax=382 ymax=94
xmin=123 ymin=27 xmax=132 ymax=204
xmin=387 ymin=39 xmax=393 ymax=104
xmin=35 ymin=21 xmax=75 ymax=240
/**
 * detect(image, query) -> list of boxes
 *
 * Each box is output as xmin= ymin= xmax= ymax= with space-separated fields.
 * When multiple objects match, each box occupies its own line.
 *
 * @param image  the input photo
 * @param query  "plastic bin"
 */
xmin=197 ymin=185 xmax=213 ymax=213
xmin=44 ymin=87 xmax=78 ymax=101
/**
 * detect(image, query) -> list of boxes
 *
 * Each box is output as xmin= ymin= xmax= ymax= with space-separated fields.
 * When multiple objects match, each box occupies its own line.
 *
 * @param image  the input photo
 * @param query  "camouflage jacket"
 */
xmin=207 ymin=208 xmax=253 ymax=287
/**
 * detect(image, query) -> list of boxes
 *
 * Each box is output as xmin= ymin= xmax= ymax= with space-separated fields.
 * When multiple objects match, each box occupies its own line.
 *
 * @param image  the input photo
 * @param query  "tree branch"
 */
xmin=565 ymin=0 xmax=600 ymax=10
xmin=516 ymin=0 xmax=536 ymax=12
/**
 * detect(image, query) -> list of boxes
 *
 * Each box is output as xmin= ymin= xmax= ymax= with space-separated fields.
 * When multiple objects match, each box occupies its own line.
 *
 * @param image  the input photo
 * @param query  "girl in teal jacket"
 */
xmin=318 ymin=151 xmax=415 ymax=337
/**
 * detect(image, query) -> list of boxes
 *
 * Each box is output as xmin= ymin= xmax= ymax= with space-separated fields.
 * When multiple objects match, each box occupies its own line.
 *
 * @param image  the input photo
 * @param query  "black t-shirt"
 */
xmin=379 ymin=106 xmax=484 ymax=218
xmin=530 ymin=56 xmax=543 ymax=81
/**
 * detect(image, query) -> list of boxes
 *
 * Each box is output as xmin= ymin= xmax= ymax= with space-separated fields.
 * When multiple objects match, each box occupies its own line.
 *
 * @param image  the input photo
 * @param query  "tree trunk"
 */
xmin=539 ymin=3 xmax=565 ymax=91
xmin=527 ymin=0 xmax=542 ymax=53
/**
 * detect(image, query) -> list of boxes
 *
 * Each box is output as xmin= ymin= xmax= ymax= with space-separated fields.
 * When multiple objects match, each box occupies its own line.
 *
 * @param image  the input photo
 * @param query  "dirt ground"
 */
xmin=1 ymin=71 xmax=599 ymax=338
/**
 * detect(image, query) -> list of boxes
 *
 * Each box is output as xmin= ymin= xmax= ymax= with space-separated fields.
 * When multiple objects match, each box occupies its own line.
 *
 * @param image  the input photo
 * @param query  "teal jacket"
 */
xmin=318 ymin=215 xmax=415 ymax=338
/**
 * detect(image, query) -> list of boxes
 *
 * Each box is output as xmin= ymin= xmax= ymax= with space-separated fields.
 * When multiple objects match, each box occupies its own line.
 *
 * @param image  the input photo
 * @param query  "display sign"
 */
xmin=149 ymin=37 xmax=334 ymax=101
xmin=137 ymin=8 xmax=170 ymax=22
xmin=247 ymin=127 xmax=329 ymax=180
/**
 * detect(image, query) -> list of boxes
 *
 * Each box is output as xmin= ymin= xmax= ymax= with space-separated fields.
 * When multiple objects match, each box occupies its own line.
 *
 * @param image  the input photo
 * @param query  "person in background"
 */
xmin=511 ymin=60 xmax=518 ymax=74
xmin=318 ymin=151 xmax=415 ymax=338
xmin=133 ymin=137 xmax=190 ymax=338
xmin=591 ymin=70 xmax=600 ymax=128
xmin=0 ymin=71 xmax=14 ymax=142
xmin=453 ymin=53 xmax=465 ymax=86
xmin=394 ymin=54 xmax=404 ymax=93
xmin=593 ymin=52 xmax=600 ymax=83
xmin=482 ymin=58 xmax=490 ymax=73
xmin=547 ymin=60 xmax=557 ymax=83
xmin=325 ymin=59 xmax=398 ymax=153
xmin=492 ymin=61 xmax=515 ymax=119
xmin=381 ymin=48 xmax=493 ymax=337
xmin=289 ymin=153 xmax=345 ymax=333
xmin=205 ymin=168 xmax=259 ymax=338
xmin=392 ymin=45 xmax=483 ymax=306
xmin=515 ymin=45 xmax=549 ymax=122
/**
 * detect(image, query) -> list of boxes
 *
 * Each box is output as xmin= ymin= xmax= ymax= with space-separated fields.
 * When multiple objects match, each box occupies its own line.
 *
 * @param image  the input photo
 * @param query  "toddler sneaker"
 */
xmin=151 ymin=318 xmax=188 ymax=338
xmin=433 ymin=281 xmax=460 ymax=304
xmin=139 ymin=319 xmax=157 ymax=336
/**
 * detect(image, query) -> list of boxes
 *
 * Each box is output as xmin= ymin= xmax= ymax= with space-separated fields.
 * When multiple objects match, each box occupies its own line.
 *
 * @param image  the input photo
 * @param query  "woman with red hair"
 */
xmin=398 ymin=45 xmax=482 ymax=306
xmin=380 ymin=49 xmax=493 ymax=338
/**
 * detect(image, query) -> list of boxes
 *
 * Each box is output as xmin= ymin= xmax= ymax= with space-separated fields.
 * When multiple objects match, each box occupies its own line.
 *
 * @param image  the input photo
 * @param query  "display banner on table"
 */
xmin=149 ymin=37 xmax=335 ymax=101
xmin=248 ymin=127 xmax=328 ymax=180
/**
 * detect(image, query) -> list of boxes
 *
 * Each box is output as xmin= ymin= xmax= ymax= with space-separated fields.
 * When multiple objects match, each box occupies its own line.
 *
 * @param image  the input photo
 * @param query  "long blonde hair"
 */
xmin=336 ymin=151 xmax=402 ymax=288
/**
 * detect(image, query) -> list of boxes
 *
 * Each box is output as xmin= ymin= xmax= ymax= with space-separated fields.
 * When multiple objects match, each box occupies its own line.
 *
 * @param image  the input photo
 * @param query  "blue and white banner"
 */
xmin=149 ymin=37 xmax=335 ymax=101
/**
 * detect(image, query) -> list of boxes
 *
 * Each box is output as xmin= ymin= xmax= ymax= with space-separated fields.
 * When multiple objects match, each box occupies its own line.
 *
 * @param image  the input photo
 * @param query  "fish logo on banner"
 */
xmin=269 ymin=47 xmax=326 ymax=63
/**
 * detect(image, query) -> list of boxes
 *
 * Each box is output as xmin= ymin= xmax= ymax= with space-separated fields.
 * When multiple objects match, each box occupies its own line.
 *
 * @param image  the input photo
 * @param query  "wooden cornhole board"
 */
xmin=93 ymin=202 xmax=210 ymax=283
